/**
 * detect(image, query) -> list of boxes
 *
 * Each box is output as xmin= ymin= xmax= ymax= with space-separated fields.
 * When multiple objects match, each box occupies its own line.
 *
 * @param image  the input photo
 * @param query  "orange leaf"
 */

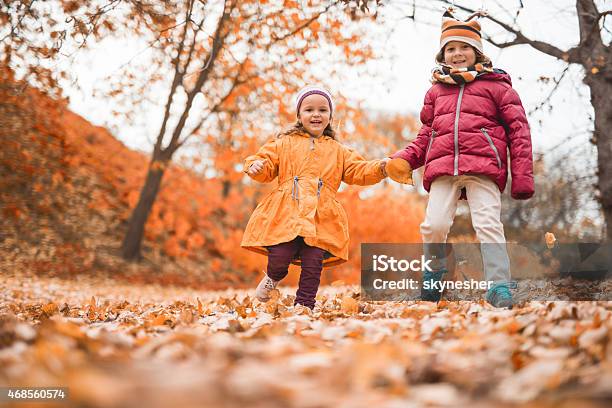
xmin=42 ymin=302 xmax=59 ymax=316
xmin=341 ymin=296 xmax=359 ymax=314
xmin=197 ymin=298 xmax=203 ymax=316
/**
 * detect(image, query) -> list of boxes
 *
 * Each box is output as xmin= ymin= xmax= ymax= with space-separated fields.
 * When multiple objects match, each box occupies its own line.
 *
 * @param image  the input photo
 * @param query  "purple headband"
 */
xmin=296 ymin=90 xmax=333 ymax=117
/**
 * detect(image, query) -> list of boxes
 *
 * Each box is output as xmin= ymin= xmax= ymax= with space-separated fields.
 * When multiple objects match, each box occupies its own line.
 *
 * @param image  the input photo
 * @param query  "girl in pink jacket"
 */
xmin=390 ymin=10 xmax=534 ymax=308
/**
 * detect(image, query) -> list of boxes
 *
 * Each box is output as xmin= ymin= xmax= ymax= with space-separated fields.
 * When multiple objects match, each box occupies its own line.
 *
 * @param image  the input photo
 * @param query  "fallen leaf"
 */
xmin=42 ymin=302 xmax=59 ymax=317
xmin=179 ymin=309 xmax=194 ymax=325
xmin=340 ymin=296 xmax=359 ymax=314
xmin=197 ymin=298 xmax=203 ymax=316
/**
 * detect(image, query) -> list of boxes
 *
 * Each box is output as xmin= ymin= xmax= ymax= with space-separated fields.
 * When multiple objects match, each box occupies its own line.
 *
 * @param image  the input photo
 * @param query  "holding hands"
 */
xmin=248 ymin=155 xmax=413 ymax=184
xmin=385 ymin=158 xmax=414 ymax=185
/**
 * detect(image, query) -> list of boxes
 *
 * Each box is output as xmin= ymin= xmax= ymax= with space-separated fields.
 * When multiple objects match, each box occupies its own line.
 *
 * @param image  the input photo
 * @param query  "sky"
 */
xmin=63 ymin=0 xmax=606 ymax=162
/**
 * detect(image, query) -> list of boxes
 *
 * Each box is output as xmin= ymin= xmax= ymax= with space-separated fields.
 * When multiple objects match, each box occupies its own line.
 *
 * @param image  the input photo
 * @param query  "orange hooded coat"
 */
xmin=241 ymin=130 xmax=385 ymax=267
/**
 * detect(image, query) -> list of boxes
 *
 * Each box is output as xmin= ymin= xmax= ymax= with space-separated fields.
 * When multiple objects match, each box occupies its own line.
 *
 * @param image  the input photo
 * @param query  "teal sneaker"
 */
xmin=420 ymin=269 xmax=447 ymax=302
xmin=486 ymin=282 xmax=517 ymax=309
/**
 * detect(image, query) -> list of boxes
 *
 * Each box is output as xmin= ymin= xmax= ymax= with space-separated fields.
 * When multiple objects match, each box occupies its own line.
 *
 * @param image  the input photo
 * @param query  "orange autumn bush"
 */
xmin=2 ymin=71 xmax=425 ymax=288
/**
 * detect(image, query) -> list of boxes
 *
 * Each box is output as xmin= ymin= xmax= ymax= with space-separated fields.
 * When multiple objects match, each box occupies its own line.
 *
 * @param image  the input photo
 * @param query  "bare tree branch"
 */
xmin=181 ymin=15 xmax=206 ymax=78
xmin=528 ymin=66 xmax=570 ymax=115
xmin=154 ymin=0 xmax=195 ymax=157
xmin=269 ymin=1 xmax=338 ymax=44
xmin=490 ymin=0 xmax=523 ymax=26
xmin=576 ymin=0 xmax=602 ymax=47
xmin=101 ymin=16 xmax=193 ymax=83
xmin=438 ymin=0 xmax=582 ymax=63
xmin=163 ymin=0 xmax=235 ymax=158
xmin=175 ymin=73 xmax=247 ymax=153
xmin=67 ymin=0 xmax=123 ymax=53
xmin=0 ymin=0 xmax=38 ymax=44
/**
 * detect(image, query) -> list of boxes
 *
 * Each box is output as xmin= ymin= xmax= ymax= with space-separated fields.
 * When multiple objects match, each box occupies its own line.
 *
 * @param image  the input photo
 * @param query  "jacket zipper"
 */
xmin=453 ymin=84 xmax=465 ymax=176
xmin=480 ymin=128 xmax=502 ymax=168
xmin=310 ymin=136 xmax=315 ymax=151
xmin=424 ymin=129 xmax=436 ymax=166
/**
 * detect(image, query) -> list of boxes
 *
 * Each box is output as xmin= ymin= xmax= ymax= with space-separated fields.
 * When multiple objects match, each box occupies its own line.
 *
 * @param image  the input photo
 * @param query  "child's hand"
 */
xmin=248 ymin=159 xmax=265 ymax=175
xmin=380 ymin=158 xmax=391 ymax=177
xmin=386 ymin=158 xmax=414 ymax=185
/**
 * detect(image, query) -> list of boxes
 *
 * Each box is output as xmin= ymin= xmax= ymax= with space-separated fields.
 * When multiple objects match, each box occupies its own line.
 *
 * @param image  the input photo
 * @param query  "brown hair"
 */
xmin=277 ymin=121 xmax=337 ymax=140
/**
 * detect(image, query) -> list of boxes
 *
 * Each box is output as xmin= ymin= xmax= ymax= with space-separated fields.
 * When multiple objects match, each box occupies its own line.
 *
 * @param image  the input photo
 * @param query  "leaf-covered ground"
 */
xmin=1 ymin=274 xmax=611 ymax=408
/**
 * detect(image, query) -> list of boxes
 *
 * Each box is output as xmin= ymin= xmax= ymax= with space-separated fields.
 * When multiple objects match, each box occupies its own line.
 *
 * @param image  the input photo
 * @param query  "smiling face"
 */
xmin=298 ymin=94 xmax=331 ymax=137
xmin=443 ymin=41 xmax=477 ymax=69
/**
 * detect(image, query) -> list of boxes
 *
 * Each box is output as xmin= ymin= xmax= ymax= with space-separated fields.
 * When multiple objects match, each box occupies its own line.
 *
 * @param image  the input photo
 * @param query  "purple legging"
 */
xmin=266 ymin=236 xmax=325 ymax=309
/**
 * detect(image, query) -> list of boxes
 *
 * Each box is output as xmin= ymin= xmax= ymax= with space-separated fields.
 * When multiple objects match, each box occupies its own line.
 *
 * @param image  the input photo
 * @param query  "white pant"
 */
xmin=420 ymin=175 xmax=511 ymax=283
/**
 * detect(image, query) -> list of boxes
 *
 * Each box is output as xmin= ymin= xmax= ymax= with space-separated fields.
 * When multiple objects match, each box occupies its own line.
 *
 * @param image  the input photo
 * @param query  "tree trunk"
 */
xmin=586 ymin=70 xmax=612 ymax=240
xmin=120 ymin=160 xmax=167 ymax=260
xmin=222 ymin=179 xmax=231 ymax=198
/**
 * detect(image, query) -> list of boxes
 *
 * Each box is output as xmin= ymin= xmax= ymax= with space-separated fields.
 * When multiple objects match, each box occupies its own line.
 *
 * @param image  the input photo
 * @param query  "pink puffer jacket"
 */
xmin=392 ymin=70 xmax=534 ymax=200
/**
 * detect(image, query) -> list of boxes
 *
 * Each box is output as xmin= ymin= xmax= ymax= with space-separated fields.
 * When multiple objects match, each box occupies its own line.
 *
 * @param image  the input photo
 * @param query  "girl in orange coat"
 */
xmin=241 ymin=85 xmax=388 ymax=310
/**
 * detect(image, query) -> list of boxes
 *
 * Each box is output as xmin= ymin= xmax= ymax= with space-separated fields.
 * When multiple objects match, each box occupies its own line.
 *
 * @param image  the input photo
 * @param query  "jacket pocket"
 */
xmin=424 ymin=130 xmax=436 ymax=166
xmin=332 ymin=198 xmax=350 ymax=239
xmin=480 ymin=128 xmax=502 ymax=169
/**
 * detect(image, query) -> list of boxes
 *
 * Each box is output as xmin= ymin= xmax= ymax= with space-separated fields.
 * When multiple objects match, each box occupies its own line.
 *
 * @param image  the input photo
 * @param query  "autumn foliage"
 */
xmin=1 ymin=69 xmax=425 ymax=288
xmin=1 ymin=274 xmax=611 ymax=407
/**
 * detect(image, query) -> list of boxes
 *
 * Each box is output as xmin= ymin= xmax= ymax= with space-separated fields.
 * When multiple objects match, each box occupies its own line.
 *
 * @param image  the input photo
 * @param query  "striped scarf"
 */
xmin=431 ymin=62 xmax=493 ymax=85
